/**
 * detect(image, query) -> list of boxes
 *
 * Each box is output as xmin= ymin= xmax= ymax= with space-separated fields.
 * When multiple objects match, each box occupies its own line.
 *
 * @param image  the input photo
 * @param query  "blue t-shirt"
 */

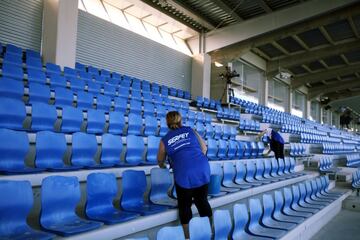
xmin=162 ymin=126 xmax=210 ymax=189
xmin=271 ymin=130 xmax=284 ymax=144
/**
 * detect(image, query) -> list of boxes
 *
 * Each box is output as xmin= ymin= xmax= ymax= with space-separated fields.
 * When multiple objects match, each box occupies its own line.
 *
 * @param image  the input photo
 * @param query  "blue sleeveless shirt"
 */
xmin=162 ymin=126 xmax=210 ymax=189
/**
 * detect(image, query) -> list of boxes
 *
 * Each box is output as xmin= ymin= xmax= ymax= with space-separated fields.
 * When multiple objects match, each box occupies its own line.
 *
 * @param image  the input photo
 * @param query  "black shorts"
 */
xmin=271 ymin=141 xmax=284 ymax=160
xmin=175 ymin=183 xmax=212 ymax=224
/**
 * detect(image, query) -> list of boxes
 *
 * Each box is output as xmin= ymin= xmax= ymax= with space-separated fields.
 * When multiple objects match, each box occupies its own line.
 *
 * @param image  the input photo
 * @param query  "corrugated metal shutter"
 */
xmin=76 ymin=10 xmax=191 ymax=91
xmin=0 ymin=0 xmax=43 ymax=51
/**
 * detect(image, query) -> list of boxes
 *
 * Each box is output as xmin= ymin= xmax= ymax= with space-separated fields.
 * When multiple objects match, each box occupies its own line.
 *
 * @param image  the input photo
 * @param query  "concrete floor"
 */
xmin=311 ymin=209 xmax=360 ymax=240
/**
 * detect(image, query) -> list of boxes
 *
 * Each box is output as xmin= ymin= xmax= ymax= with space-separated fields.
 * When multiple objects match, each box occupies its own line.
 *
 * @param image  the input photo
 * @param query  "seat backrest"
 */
xmin=150 ymin=168 xmax=172 ymax=202
xmin=0 ymin=180 xmax=34 ymax=236
xmin=125 ymin=135 xmax=144 ymax=165
xmin=217 ymin=139 xmax=227 ymax=159
xmin=35 ymin=131 xmax=66 ymax=168
xmin=0 ymin=77 xmax=24 ymax=99
xmin=121 ymin=170 xmax=147 ymax=207
xmin=86 ymin=173 xmax=117 ymax=216
xmin=248 ymin=198 xmax=262 ymax=229
xmin=0 ymin=128 xmax=29 ymax=170
xmin=255 ymin=159 xmax=265 ymax=179
xmin=245 ymin=161 xmax=256 ymax=181
xmin=87 ymin=109 xmax=105 ymax=134
xmin=250 ymin=142 xmax=258 ymax=158
xmin=223 ymin=162 xmax=236 ymax=185
xmin=61 ymin=106 xmax=83 ymax=132
xmin=233 ymin=203 xmax=249 ymax=238
xmin=144 ymin=116 xmax=158 ymax=136
xmin=71 ymin=132 xmax=98 ymax=166
xmin=41 ymin=176 xmax=80 ymax=225
xmin=157 ymin=226 xmax=185 ymax=240
xmin=189 ymin=216 xmax=212 ymax=240
xmin=0 ymin=97 xmax=26 ymax=129
xmin=206 ymin=139 xmax=218 ymax=160
xmin=127 ymin=113 xmax=143 ymax=135
xmin=262 ymin=194 xmax=275 ymax=221
xmin=146 ymin=135 xmax=161 ymax=163
xmin=278 ymin=158 xmax=285 ymax=175
xmin=108 ymin=111 xmax=125 ymax=134
xmin=236 ymin=141 xmax=245 ymax=159
xmin=274 ymin=190 xmax=284 ymax=217
xmin=31 ymin=102 xmax=57 ymax=131
xmin=271 ymin=158 xmax=279 ymax=176
xmin=235 ymin=161 xmax=246 ymax=183
xmin=213 ymin=209 xmax=231 ymax=240
xmin=100 ymin=133 xmax=122 ymax=165
xmin=283 ymin=187 xmax=293 ymax=209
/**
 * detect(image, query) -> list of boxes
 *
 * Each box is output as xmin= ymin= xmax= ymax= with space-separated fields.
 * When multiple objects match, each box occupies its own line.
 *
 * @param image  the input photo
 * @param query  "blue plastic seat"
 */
xmin=87 ymin=109 xmax=105 ymax=134
xmin=124 ymin=135 xmax=145 ymax=166
xmin=87 ymin=66 xmax=99 ymax=76
xmin=250 ymin=141 xmax=259 ymax=158
xmin=108 ymin=111 xmax=125 ymax=135
xmin=189 ymin=216 xmax=212 ymax=240
xmin=248 ymin=198 xmax=287 ymax=239
xmin=40 ymin=176 xmax=103 ymax=236
xmin=2 ymin=64 xmax=24 ymax=80
xmin=217 ymin=139 xmax=228 ymax=159
xmin=233 ymin=203 xmax=270 ymax=240
xmin=87 ymin=81 xmax=102 ymax=94
xmin=149 ymin=168 xmax=177 ymax=207
xmin=3 ymin=53 xmax=22 ymax=66
xmin=0 ymin=97 xmax=26 ymax=129
xmin=6 ymin=44 xmax=23 ymax=56
xmin=207 ymin=139 xmax=218 ymax=160
xmin=54 ymin=87 xmax=74 ymax=107
xmin=100 ymin=133 xmax=123 ymax=166
xmin=146 ymin=135 xmax=161 ymax=164
xmin=222 ymin=125 xmax=231 ymax=139
xmin=291 ymin=184 xmax=319 ymax=214
xmin=157 ymin=226 xmax=185 ymax=240
xmin=210 ymin=163 xmax=238 ymax=193
xmin=27 ymin=69 xmax=47 ymax=84
xmin=28 ymin=82 xmax=51 ymax=103
xmin=222 ymin=162 xmax=242 ymax=190
xmin=213 ymin=209 xmax=232 ymax=240
xmin=26 ymin=57 xmax=43 ymax=70
xmin=68 ymin=77 xmax=85 ymax=92
xmin=144 ymin=115 xmax=158 ymax=136
xmin=127 ymin=113 xmax=143 ymax=135
xmin=0 ymin=128 xmax=44 ymax=174
xmin=245 ymin=162 xmax=262 ymax=186
xmin=77 ymin=91 xmax=94 ymax=109
xmin=114 ymin=97 xmax=128 ymax=113
xmin=283 ymin=187 xmax=313 ymax=218
xmin=96 ymin=94 xmax=112 ymax=111
xmin=129 ymin=99 xmax=142 ymax=115
xmin=227 ymin=140 xmax=237 ymax=159
xmin=0 ymin=180 xmax=55 ymax=240
xmin=103 ymin=84 xmax=117 ymax=96
xmin=254 ymin=160 xmax=272 ymax=184
xmin=257 ymin=142 xmax=265 ymax=156
xmin=143 ymin=102 xmax=155 ymax=116
xmin=50 ymin=74 xmax=67 ymax=88
xmin=63 ymin=67 xmax=78 ymax=78
xmin=72 ymin=132 xmax=113 ymax=168
xmin=86 ymin=173 xmax=139 ymax=224
xmin=159 ymin=118 xmax=168 ymax=136
xmin=262 ymin=194 xmax=296 ymax=231
xmin=75 ymin=62 xmax=86 ymax=72
xmin=142 ymin=92 xmax=153 ymax=103
xmin=46 ymin=62 xmax=61 ymax=76
xmin=131 ymin=89 xmax=142 ymax=100
xmin=236 ymin=141 xmax=245 ymax=159
xmin=121 ymin=170 xmax=168 ymax=215
xmin=243 ymin=142 xmax=252 ymax=158
xmin=31 ymin=102 xmax=57 ymax=131
xmin=26 ymin=49 xmax=41 ymax=59
xmin=0 ymin=77 xmax=24 ymax=99
xmin=60 ymin=106 xmax=83 ymax=133
xmin=118 ymin=86 xmax=130 ymax=99
xmin=205 ymin=124 xmax=214 ymax=139
xmin=35 ymin=131 xmax=81 ymax=171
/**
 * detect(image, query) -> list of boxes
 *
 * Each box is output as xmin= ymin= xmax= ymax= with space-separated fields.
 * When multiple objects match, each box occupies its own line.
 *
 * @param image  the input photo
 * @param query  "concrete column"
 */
xmin=260 ymin=76 xmax=269 ymax=106
xmin=305 ymin=99 xmax=311 ymax=119
xmin=42 ymin=0 xmax=79 ymax=69
xmin=191 ymin=53 xmax=211 ymax=99
xmin=320 ymin=107 xmax=324 ymax=124
xmin=287 ymin=87 xmax=293 ymax=113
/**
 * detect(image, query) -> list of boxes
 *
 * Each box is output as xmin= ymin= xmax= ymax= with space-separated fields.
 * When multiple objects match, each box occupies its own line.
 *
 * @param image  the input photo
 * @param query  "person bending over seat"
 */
xmin=257 ymin=128 xmax=285 ymax=160
xmin=157 ymin=111 xmax=212 ymax=238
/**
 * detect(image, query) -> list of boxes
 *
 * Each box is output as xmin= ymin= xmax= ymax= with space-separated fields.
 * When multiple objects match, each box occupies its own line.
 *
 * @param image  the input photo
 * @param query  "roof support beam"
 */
xmin=204 ymin=1 xmax=360 ymax=62
xmin=308 ymin=78 xmax=360 ymax=99
xmin=267 ymin=40 xmax=360 ymax=77
xmin=328 ymin=90 xmax=360 ymax=103
xmin=165 ymin=0 xmax=215 ymax=30
xmin=292 ymin=63 xmax=360 ymax=88
xmin=212 ymin=0 xmax=243 ymax=23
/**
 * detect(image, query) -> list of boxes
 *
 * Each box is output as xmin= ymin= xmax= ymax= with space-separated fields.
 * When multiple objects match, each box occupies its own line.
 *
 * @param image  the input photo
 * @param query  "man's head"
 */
xmin=166 ymin=111 xmax=182 ymax=130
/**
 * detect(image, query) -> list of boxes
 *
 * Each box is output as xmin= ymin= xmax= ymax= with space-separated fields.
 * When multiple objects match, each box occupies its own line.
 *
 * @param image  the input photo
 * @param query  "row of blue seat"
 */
xmin=207 ymin=140 xmax=265 ymax=160
xmin=209 ymin=158 xmax=302 ymax=197
xmin=195 ymin=96 xmax=219 ymax=110
xmin=289 ymin=143 xmax=307 ymax=157
xmin=216 ymin=105 xmax=241 ymax=121
xmin=142 ymin=175 xmax=341 ymax=240
xmin=239 ymin=118 xmax=261 ymax=132
xmin=346 ymin=154 xmax=360 ymax=167
xmin=282 ymin=124 xmax=326 ymax=136
xmin=0 ymin=169 xmax=178 ymax=238
xmin=0 ymin=76 xmax=191 ymax=109
xmin=319 ymin=157 xmax=337 ymax=173
xmin=322 ymin=143 xmax=357 ymax=154
xmin=300 ymin=132 xmax=340 ymax=144
xmin=0 ymin=43 xmax=41 ymax=59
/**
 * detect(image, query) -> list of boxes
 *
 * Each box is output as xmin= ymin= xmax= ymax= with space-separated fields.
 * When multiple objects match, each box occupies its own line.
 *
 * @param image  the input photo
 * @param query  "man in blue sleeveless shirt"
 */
xmin=258 ymin=128 xmax=285 ymax=160
xmin=157 ymin=111 xmax=212 ymax=238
